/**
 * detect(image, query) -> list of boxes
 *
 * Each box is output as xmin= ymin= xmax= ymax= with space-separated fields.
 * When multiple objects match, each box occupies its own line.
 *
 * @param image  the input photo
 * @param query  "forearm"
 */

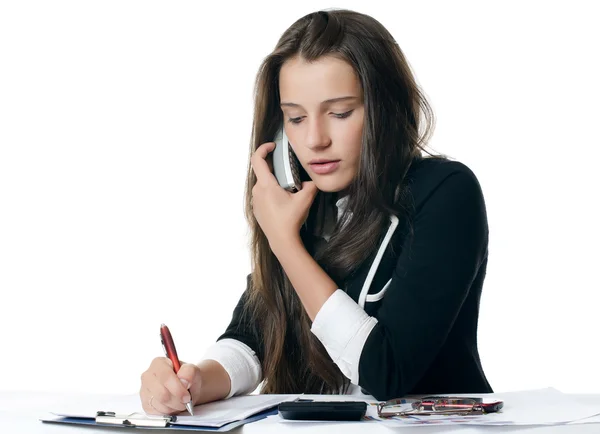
xmin=191 ymin=359 xmax=231 ymax=405
xmin=271 ymin=236 xmax=338 ymax=321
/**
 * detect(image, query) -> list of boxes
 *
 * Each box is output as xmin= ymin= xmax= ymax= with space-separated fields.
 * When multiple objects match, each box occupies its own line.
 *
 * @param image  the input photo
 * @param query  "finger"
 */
xmin=298 ymin=181 xmax=319 ymax=201
xmin=164 ymin=371 xmax=192 ymax=409
xmin=141 ymin=386 xmax=180 ymax=415
xmin=142 ymin=363 xmax=188 ymax=412
xmin=152 ymin=383 xmax=184 ymax=414
xmin=148 ymin=356 xmax=172 ymax=370
xmin=153 ymin=371 xmax=188 ymax=412
xmin=251 ymin=142 xmax=277 ymax=185
xmin=253 ymin=141 xmax=276 ymax=159
xmin=177 ymin=363 xmax=198 ymax=392
xmin=266 ymin=151 xmax=274 ymax=173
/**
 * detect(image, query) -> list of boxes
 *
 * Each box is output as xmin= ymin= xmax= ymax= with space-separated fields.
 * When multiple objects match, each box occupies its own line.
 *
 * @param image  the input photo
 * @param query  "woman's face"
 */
xmin=278 ymin=55 xmax=364 ymax=193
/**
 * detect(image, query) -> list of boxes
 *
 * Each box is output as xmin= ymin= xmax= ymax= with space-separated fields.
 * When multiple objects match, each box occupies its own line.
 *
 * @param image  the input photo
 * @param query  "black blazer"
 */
xmin=218 ymin=156 xmax=493 ymax=401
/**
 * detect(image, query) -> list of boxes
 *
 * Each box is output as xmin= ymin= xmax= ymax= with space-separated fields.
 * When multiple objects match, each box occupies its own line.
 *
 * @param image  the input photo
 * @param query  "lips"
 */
xmin=309 ymin=160 xmax=341 ymax=175
xmin=309 ymin=159 xmax=340 ymax=164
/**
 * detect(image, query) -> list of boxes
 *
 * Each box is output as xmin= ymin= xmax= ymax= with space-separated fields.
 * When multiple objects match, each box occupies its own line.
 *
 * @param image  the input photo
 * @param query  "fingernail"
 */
xmin=182 ymin=394 xmax=191 ymax=403
xmin=180 ymin=378 xmax=191 ymax=389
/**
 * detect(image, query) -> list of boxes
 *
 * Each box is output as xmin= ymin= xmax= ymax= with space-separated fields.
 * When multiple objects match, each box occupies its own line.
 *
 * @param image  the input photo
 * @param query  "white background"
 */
xmin=1 ymin=0 xmax=598 ymax=397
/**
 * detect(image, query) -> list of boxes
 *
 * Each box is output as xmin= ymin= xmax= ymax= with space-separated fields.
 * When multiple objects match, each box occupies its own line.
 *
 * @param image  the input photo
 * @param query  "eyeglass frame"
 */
xmin=376 ymin=397 xmax=497 ymax=418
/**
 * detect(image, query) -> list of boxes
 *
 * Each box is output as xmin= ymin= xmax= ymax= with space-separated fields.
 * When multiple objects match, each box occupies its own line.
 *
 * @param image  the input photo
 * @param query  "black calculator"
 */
xmin=278 ymin=400 xmax=367 ymax=421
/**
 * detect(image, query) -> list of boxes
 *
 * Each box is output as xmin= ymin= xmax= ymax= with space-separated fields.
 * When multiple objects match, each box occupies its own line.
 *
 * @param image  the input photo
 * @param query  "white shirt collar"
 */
xmin=335 ymin=195 xmax=349 ymax=222
xmin=319 ymin=195 xmax=350 ymax=241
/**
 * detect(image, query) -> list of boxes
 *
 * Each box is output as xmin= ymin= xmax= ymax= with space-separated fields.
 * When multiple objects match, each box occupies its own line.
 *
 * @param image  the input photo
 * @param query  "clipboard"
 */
xmin=42 ymin=407 xmax=279 ymax=432
xmin=96 ymin=411 xmax=172 ymax=427
xmin=40 ymin=394 xmax=297 ymax=432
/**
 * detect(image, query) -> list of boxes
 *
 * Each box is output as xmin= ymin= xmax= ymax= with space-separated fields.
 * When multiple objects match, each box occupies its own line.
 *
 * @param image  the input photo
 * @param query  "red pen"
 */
xmin=160 ymin=323 xmax=194 ymax=416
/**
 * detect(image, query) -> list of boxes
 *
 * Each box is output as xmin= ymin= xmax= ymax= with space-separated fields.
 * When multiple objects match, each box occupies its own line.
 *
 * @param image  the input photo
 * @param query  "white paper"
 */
xmin=373 ymin=388 xmax=600 ymax=427
xmin=52 ymin=393 xmax=143 ymax=418
xmin=173 ymin=394 xmax=297 ymax=427
xmin=49 ymin=388 xmax=600 ymax=428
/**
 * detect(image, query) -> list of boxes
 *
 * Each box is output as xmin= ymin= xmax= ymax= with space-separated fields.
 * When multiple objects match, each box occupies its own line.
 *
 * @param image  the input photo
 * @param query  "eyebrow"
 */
xmin=280 ymin=96 xmax=359 ymax=108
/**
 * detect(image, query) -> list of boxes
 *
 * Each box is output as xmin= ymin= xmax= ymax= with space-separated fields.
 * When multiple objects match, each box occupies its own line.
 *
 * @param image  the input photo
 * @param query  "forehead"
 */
xmin=279 ymin=55 xmax=361 ymax=103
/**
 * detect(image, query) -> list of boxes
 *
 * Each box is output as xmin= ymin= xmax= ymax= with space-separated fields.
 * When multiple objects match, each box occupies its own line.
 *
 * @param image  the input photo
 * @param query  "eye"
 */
xmin=287 ymin=109 xmax=353 ymax=125
xmin=332 ymin=110 xmax=354 ymax=119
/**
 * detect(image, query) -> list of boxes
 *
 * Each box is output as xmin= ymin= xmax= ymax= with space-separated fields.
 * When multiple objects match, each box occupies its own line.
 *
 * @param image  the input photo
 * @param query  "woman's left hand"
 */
xmin=250 ymin=141 xmax=319 ymax=252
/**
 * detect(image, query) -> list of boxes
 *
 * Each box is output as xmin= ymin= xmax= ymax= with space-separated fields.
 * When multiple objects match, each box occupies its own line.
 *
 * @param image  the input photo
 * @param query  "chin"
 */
xmin=312 ymin=178 xmax=350 ymax=193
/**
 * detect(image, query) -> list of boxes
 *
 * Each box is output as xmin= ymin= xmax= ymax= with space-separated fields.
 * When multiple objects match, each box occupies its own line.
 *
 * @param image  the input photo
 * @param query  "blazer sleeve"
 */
xmin=216 ymin=274 xmax=264 ymax=361
xmin=201 ymin=274 xmax=264 ymax=397
xmin=311 ymin=169 xmax=489 ymax=400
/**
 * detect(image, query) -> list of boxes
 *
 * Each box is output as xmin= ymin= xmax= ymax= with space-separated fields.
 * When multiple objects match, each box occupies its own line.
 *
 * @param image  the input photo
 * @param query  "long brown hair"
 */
xmin=242 ymin=9 xmax=441 ymax=394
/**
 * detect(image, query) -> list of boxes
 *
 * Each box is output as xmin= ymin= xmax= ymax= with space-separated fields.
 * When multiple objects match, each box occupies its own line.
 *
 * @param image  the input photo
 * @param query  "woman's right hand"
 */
xmin=140 ymin=357 xmax=200 ymax=415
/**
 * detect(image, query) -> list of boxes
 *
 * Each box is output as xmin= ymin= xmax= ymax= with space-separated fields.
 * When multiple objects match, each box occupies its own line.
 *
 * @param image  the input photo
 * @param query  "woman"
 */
xmin=140 ymin=8 xmax=493 ymax=415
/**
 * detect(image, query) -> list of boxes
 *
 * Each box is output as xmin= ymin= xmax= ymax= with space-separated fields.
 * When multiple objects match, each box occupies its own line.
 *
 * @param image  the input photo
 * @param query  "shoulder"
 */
xmin=403 ymin=156 xmax=485 ymax=212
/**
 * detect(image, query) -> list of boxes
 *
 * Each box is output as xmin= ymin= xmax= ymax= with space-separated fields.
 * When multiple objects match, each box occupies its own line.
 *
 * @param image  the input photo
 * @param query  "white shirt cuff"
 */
xmin=310 ymin=289 xmax=378 ymax=384
xmin=201 ymin=338 xmax=262 ymax=399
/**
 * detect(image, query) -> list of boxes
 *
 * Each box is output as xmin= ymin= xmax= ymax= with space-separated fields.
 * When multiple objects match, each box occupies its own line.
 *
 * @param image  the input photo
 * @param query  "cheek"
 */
xmin=343 ymin=120 xmax=363 ymax=160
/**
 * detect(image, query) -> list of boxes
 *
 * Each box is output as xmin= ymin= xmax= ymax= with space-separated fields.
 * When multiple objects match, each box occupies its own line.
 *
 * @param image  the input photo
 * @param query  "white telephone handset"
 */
xmin=273 ymin=124 xmax=305 ymax=192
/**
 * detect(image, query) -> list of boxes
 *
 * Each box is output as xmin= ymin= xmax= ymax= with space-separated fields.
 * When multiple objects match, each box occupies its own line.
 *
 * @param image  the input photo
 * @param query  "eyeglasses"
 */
xmin=377 ymin=397 xmax=491 ymax=418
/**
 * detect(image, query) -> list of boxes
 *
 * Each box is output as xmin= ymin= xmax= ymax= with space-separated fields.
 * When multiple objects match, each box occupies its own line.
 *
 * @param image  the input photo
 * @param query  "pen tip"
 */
xmin=186 ymin=402 xmax=194 ymax=416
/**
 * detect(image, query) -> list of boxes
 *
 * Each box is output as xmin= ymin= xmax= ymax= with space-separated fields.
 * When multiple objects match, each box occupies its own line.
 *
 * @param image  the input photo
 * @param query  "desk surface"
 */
xmin=2 ymin=390 xmax=600 ymax=434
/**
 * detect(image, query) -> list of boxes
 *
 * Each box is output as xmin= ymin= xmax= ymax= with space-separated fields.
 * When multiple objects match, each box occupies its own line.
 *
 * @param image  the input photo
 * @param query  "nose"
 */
xmin=304 ymin=118 xmax=331 ymax=150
